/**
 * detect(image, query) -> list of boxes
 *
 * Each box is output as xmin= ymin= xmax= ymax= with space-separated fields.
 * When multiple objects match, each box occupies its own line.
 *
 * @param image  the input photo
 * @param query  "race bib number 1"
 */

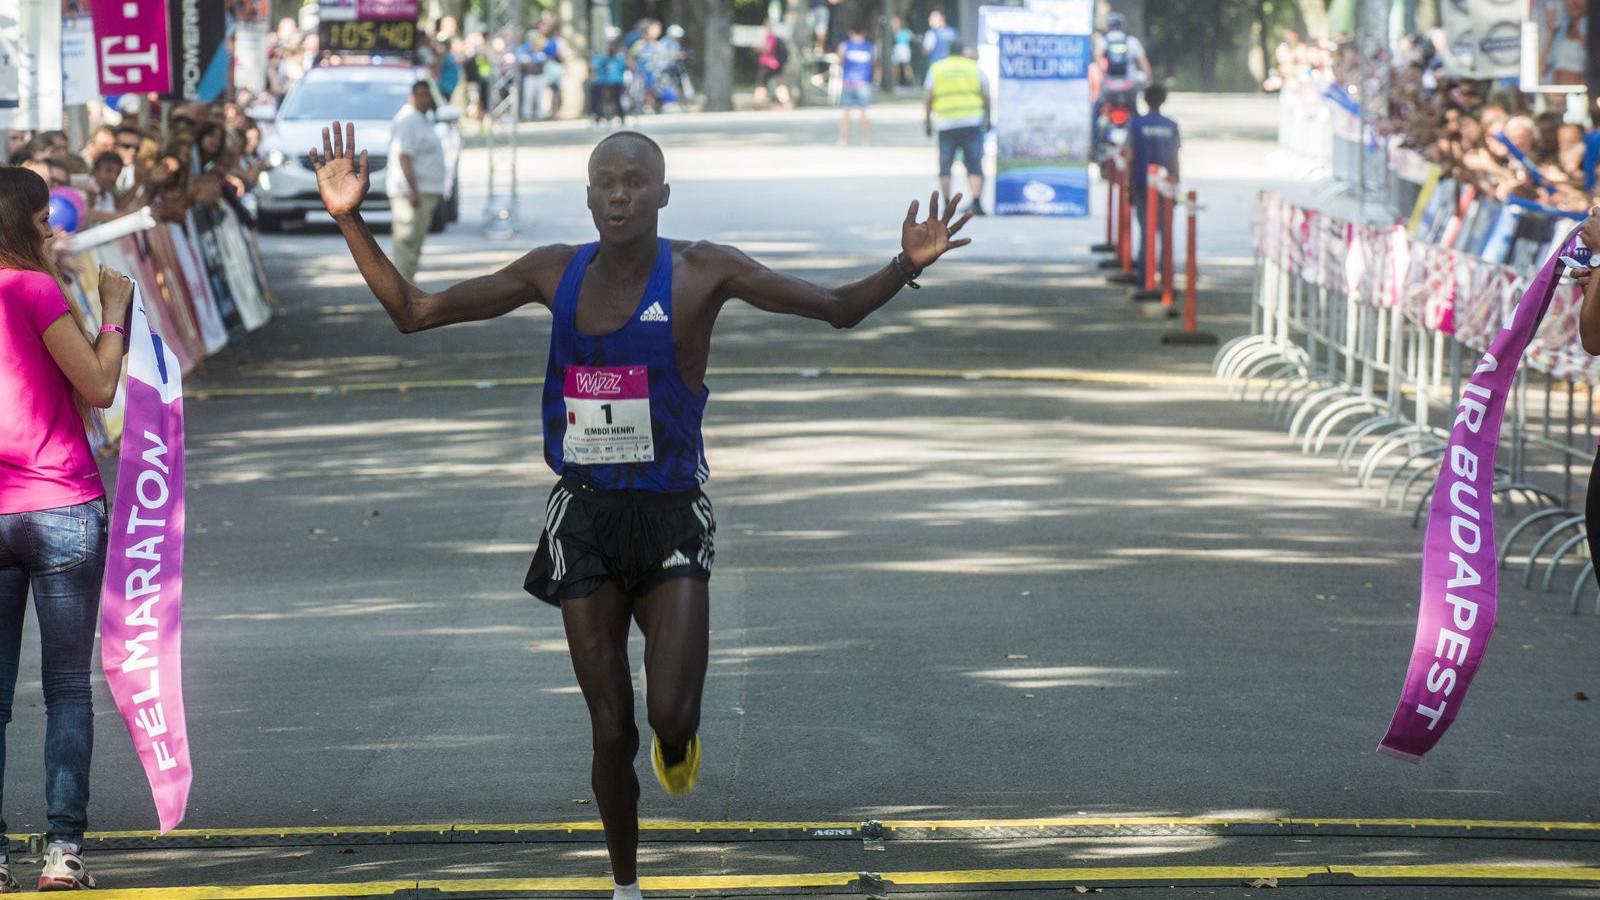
xmin=563 ymin=365 xmax=655 ymax=465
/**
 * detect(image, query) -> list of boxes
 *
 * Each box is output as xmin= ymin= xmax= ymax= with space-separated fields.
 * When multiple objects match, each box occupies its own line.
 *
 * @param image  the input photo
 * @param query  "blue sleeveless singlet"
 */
xmin=541 ymin=239 xmax=710 ymax=492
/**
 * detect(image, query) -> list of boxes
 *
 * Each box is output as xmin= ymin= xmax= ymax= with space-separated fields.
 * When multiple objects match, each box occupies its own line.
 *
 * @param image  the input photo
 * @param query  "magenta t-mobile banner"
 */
xmin=101 ymin=285 xmax=192 ymax=833
xmin=92 ymin=0 xmax=172 ymax=96
xmin=1378 ymin=232 xmax=1576 ymax=762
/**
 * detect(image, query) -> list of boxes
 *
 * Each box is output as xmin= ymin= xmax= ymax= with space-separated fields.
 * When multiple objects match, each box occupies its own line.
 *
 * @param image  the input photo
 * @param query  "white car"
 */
xmin=255 ymin=64 xmax=463 ymax=232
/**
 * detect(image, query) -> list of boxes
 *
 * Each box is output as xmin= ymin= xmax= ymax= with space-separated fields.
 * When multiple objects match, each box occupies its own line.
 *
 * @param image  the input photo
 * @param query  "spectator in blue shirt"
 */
xmin=516 ymin=28 xmax=547 ymax=120
xmin=922 ymin=9 xmax=956 ymax=64
xmin=590 ymin=39 xmax=631 ymax=125
xmin=1582 ymin=108 xmax=1600 ymax=194
xmin=1129 ymin=84 xmax=1180 ymax=276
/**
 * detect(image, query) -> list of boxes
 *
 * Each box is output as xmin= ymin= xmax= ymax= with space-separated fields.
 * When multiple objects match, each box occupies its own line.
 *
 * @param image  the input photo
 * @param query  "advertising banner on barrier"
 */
xmin=62 ymin=0 xmax=102 ymax=106
xmin=167 ymin=0 xmax=229 ymax=101
xmin=0 ymin=0 xmax=65 ymax=130
xmin=1522 ymin=0 xmax=1586 ymax=91
xmin=1439 ymin=0 xmax=1521 ymax=79
xmin=92 ymin=0 xmax=171 ymax=95
xmin=101 ymin=282 xmax=192 ymax=833
xmin=994 ymin=32 xmax=1091 ymax=217
xmin=1378 ymin=228 xmax=1576 ymax=762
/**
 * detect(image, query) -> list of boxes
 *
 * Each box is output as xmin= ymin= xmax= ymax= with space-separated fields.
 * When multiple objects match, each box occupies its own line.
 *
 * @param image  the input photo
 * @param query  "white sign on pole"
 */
xmin=62 ymin=7 xmax=101 ymax=107
xmin=0 ymin=0 xmax=65 ymax=130
xmin=234 ymin=23 xmax=271 ymax=95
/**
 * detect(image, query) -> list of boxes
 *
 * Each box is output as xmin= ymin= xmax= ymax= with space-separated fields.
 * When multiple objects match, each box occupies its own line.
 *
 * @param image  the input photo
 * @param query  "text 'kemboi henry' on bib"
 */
xmin=563 ymin=365 xmax=656 ymax=465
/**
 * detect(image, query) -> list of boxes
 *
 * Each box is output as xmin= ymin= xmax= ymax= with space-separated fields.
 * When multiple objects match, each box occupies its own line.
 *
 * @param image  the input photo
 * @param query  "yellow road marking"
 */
xmin=1329 ymin=864 xmax=1600 ymax=881
xmin=82 ymin=884 xmax=413 ymax=900
xmin=186 ymin=366 xmax=1214 ymax=400
xmin=21 ymin=814 xmax=1600 ymax=846
xmin=64 ymin=864 xmax=1600 ymax=899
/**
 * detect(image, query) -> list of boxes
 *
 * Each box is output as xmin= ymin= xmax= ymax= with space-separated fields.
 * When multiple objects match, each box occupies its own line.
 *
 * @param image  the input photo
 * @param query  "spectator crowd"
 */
xmin=6 ymin=98 xmax=270 ymax=239
xmin=1269 ymin=26 xmax=1600 ymax=215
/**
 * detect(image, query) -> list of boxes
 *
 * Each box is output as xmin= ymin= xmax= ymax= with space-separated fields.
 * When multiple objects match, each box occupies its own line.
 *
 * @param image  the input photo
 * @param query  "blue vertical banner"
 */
xmin=994 ymin=31 xmax=1091 ymax=217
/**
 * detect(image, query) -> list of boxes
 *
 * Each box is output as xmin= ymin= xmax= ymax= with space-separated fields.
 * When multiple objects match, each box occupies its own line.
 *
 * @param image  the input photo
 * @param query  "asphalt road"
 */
xmin=5 ymin=98 xmax=1600 ymax=897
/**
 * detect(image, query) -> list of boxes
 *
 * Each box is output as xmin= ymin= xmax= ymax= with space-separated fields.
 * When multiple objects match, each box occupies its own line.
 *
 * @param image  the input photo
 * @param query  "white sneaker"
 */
xmin=0 ymin=861 xmax=18 ymax=894
xmin=38 ymin=843 xmax=95 ymax=891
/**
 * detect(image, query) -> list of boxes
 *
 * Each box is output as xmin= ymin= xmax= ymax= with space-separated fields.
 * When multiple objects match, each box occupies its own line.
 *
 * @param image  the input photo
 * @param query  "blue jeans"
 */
xmin=937 ymin=126 xmax=985 ymax=179
xmin=0 ymin=498 xmax=106 ymax=848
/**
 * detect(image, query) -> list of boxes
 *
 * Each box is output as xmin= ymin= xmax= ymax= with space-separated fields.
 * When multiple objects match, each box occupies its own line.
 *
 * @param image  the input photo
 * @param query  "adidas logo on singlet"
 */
xmin=639 ymin=301 xmax=669 ymax=323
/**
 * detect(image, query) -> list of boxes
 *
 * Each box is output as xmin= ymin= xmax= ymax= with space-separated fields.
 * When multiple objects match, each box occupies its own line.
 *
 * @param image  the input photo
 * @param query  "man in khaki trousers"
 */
xmin=387 ymin=81 xmax=447 ymax=281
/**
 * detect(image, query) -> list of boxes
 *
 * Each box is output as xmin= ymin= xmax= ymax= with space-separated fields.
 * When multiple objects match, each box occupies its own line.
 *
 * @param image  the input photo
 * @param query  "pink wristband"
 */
xmin=100 ymin=324 xmax=126 ymax=338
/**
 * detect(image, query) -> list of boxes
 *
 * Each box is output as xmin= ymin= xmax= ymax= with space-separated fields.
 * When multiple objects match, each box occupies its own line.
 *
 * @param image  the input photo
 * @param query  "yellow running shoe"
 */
xmin=651 ymin=734 xmax=701 ymax=796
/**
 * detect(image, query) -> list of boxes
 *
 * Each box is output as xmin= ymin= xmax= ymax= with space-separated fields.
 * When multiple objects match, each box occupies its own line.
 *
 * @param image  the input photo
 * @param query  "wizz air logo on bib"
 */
xmin=574 ymin=371 xmax=625 ymax=395
xmin=564 ymin=365 xmax=651 ymax=402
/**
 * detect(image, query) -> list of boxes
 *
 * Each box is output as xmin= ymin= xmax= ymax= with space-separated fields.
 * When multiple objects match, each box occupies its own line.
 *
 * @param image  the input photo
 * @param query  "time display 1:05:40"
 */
xmin=324 ymin=20 xmax=416 ymax=51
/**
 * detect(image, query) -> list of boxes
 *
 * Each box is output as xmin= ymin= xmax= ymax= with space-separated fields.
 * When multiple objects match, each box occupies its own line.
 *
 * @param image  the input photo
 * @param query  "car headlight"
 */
xmin=268 ymin=149 xmax=287 ymax=168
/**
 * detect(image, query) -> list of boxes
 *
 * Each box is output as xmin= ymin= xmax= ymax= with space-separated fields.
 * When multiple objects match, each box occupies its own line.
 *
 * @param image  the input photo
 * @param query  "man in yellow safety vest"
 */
xmin=924 ymin=40 xmax=991 ymax=215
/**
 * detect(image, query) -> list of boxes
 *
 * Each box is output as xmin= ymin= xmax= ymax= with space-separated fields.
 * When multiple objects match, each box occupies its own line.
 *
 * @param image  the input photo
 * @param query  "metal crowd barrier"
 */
xmin=58 ymin=204 xmax=275 ymax=451
xmin=1220 ymin=191 xmax=1600 ymax=612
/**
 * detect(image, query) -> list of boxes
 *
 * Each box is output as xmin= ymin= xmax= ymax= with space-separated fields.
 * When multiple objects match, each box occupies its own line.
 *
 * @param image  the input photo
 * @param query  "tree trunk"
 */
xmin=880 ymin=0 xmax=904 ymax=90
xmin=679 ymin=0 xmax=705 ymax=86
xmin=1294 ymin=0 xmax=1330 ymax=38
xmin=1254 ymin=0 xmax=1270 ymax=84
xmin=782 ymin=0 xmax=807 ymax=104
xmin=701 ymin=0 xmax=734 ymax=111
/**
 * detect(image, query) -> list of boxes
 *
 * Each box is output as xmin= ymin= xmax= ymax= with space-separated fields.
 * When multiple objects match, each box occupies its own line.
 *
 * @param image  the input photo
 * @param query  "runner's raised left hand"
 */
xmin=901 ymin=191 xmax=973 ymax=271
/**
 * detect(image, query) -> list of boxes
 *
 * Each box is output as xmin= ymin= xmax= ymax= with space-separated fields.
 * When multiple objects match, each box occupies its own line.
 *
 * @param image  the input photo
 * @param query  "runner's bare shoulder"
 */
xmin=501 ymin=243 xmax=582 ymax=308
xmin=677 ymin=240 xmax=763 ymax=294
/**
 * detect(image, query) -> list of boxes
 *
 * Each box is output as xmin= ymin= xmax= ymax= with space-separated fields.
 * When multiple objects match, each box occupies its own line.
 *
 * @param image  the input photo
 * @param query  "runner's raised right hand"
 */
xmin=308 ymin=120 xmax=370 ymax=220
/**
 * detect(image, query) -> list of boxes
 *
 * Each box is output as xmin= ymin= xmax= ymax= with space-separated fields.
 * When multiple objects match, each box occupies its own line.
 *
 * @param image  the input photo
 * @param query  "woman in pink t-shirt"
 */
xmin=0 ymin=166 xmax=133 ymax=892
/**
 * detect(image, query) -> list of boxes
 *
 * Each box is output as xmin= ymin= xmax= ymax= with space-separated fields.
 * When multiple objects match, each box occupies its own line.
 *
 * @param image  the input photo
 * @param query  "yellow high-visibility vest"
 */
xmin=929 ymin=56 xmax=984 ymax=123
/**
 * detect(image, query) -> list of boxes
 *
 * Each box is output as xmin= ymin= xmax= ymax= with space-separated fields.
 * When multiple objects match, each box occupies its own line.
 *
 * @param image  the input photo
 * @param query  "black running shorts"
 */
xmin=525 ymin=478 xmax=715 ymax=606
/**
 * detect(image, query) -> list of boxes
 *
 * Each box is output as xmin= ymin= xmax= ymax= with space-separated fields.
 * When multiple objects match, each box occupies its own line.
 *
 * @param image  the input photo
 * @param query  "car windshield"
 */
xmin=278 ymin=78 xmax=411 ymax=120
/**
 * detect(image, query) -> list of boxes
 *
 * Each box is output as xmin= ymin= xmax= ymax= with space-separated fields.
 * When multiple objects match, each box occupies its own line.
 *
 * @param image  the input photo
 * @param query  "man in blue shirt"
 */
xmin=1128 ymin=84 xmax=1180 ymax=277
xmin=922 ymin=9 xmax=957 ymax=64
xmin=590 ymin=39 xmax=630 ymax=125
xmin=837 ymin=25 xmax=876 ymax=145
xmin=516 ymin=28 xmax=547 ymax=120
xmin=1582 ymin=106 xmax=1600 ymax=194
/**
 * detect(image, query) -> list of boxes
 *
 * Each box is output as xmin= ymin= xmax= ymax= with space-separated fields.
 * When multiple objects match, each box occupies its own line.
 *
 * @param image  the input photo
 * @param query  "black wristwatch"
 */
xmin=891 ymin=252 xmax=923 ymax=289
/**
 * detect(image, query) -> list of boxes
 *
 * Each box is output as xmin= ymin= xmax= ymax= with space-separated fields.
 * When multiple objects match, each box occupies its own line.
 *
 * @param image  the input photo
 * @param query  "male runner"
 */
xmin=308 ymin=122 xmax=971 ymax=899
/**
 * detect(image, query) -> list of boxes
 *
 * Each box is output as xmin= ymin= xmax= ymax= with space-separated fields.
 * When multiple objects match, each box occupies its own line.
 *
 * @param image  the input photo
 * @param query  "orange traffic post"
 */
xmin=1118 ymin=156 xmax=1133 ymax=273
xmin=1097 ymin=153 xmax=1125 ymax=268
xmin=1159 ymin=173 xmax=1177 ymax=313
xmin=1131 ymin=165 xmax=1165 ymax=299
xmin=1091 ymin=161 xmax=1116 ymax=254
xmin=1161 ymin=190 xmax=1218 ymax=346
xmin=1107 ymin=152 xmax=1138 ymax=283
